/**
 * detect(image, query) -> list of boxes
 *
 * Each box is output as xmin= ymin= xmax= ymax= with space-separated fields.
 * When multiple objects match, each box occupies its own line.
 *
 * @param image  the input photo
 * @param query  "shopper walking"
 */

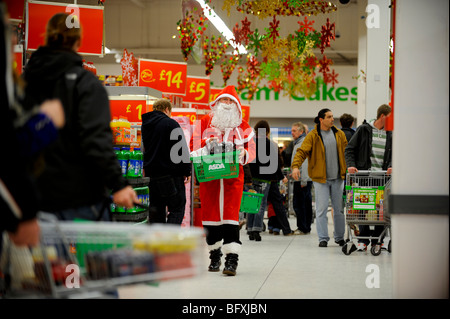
xmin=1 ymin=4 xmax=64 ymax=253
xmin=248 ymin=120 xmax=294 ymax=241
xmin=22 ymin=13 xmax=138 ymax=221
xmin=345 ymin=104 xmax=392 ymax=251
xmin=291 ymin=108 xmax=348 ymax=247
xmin=290 ymin=121 xmax=313 ymax=235
xmin=190 ymin=85 xmax=256 ymax=276
xmin=141 ymin=98 xmax=191 ymax=225
xmin=339 ymin=113 xmax=356 ymax=143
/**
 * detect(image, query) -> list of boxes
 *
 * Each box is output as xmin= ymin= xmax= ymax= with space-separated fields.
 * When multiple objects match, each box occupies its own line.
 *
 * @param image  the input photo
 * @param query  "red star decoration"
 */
xmin=297 ymin=16 xmax=315 ymax=36
xmin=247 ymin=55 xmax=260 ymax=80
xmin=323 ymin=69 xmax=339 ymax=87
xmin=318 ymin=55 xmax=333 ymax=74
xmin=320 ymin=18 xmax=335 ymax=53
xmin=269 ymin=16 xmax=280 ymax=43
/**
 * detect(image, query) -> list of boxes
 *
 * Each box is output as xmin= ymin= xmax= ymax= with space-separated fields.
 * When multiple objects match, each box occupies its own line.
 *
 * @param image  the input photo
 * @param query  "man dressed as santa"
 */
xmin=191 ymin=85 xmax=255 ymax=276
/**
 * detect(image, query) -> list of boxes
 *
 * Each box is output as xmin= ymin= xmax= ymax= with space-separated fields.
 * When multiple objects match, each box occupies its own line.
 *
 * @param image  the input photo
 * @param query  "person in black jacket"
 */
xmin=339 ymin=113 xmax=356 ymax=143
xmin=141 ymin=98 xmax=191 ymax=225
xmin=344 ymin=104 xmax=392 ymax=251
xmin=22 ymin=13 xmax=138 ymax=221
xmin=248 ymin=120 xmax=294 ymax=240
xmin=1 ymin=4 xmax=64 ymax=254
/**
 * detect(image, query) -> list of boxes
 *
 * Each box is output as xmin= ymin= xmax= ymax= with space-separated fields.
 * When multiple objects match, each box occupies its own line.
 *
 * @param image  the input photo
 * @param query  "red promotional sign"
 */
xmin=138 ymin=59 xmax=187 ymax=95
xmin=109 ymin=99 xmax=147 ymax=123
xmin=26 ymin=1 xmax=104 ymax=55
xmin=183 ymin=76 xmax=210 ymax=105
xmin=13 ymin=45 xmax=23 ymax=75
xmin=210 ymin=87 xmax=223 ymax=102
xmin=5 ymin=0 xmax=25 ymax=21
xmin=171 ymin=108 xmax=197 ymax=125
xmin=241 ymin=104 xmax=250 ymax=123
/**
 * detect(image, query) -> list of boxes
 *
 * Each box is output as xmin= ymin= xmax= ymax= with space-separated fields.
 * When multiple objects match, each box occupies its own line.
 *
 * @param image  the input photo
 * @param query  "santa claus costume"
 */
xmin=191 ymin=85 xmax=255 ymax=276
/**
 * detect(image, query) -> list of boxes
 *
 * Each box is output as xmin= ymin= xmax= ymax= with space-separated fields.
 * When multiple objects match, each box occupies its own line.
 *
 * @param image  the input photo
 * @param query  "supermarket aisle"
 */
xmin=118 ymin=212 xmax=393 ymax=299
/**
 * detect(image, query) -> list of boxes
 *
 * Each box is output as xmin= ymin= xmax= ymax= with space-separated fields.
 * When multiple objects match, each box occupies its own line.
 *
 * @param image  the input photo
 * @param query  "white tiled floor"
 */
xmin=118 ymin=211 xmax=393 ymax=299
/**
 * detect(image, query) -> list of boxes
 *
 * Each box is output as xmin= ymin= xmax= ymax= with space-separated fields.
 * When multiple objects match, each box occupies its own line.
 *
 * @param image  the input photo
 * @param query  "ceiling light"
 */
xmin=195 ymin=0 xmax=247 ymax=54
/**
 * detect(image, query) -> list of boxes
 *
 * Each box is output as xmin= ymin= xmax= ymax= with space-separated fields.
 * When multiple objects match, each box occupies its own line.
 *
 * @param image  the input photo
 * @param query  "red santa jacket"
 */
xmin=191 ymin=114 xmax=256 ymax=225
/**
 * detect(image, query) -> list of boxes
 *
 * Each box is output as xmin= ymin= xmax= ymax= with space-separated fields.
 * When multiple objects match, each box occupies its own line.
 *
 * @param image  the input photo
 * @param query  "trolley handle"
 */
xmin=347 ymin=170 xmax=388 ymax=176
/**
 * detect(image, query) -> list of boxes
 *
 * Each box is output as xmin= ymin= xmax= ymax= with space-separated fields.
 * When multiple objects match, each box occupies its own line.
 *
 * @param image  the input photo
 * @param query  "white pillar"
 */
xmin=391 ymin=0 xmax=449 ymax=299
xmin=356 ymin=0 xmax=367 ymax=126
xmin=365 ymin=0 xmax=391 ymax=121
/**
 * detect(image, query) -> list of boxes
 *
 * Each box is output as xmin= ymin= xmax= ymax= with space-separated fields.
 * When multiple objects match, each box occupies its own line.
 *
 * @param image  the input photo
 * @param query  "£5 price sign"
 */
xmin=138 ymin=58 xmax=187 ymax=95
xmin=183 ymin=76 xmax=210 ymax=105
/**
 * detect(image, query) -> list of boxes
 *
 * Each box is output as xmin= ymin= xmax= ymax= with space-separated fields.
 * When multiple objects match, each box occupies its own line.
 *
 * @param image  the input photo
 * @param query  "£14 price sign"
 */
xmin=138 ymin=59 xmax=187 ymax=94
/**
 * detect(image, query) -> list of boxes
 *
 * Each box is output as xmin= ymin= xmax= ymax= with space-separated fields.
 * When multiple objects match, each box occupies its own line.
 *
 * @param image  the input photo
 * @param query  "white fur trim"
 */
xmin=211 ymin=93 xmax=241 ymax=112
xmin=222 ymin=242 xmax=241 ymax=255
xmin=208 ymin=240 xmax=223 ymax=251
xmin=202 ymin=220 xmax=240 ymax=226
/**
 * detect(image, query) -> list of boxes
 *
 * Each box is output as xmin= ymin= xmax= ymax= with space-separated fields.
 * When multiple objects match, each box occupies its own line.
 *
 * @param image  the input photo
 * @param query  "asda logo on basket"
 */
xmin=208 ymin=163 xmax=226 ymax=171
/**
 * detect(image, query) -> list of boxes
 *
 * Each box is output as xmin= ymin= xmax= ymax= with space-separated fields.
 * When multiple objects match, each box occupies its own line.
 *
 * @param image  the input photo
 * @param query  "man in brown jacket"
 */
xmin=291 ymin=108 xmax=348 ymax=247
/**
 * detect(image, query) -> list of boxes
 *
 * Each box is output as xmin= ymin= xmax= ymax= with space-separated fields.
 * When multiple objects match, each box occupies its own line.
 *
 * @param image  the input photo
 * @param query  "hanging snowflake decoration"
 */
xmin=319 ymin=18 xmax=335 ymax=54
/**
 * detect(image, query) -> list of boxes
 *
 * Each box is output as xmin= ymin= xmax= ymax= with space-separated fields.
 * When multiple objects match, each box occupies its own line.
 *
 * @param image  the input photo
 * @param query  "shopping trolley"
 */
xmin=342 ymin=171 xmax=392 ymax=256
xmin=0 ymin=213 xmax=205 ymax=298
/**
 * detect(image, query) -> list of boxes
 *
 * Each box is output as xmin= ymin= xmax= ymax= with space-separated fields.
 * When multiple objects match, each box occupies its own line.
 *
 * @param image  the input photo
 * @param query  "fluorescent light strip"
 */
xmin=195 ymin=0 xmax=248 ymax=54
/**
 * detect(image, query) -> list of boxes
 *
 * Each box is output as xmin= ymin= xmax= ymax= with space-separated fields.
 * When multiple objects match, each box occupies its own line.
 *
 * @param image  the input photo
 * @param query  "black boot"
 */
xmin=248 ymin=231 xmax=255 ymax=240
xmin=208 ymin=248 xmax=222 ymax=272
xmin=254 ymin=231 xmax=262 ymax=241
xmin=222 ymin=253 xmax=239 ymax=276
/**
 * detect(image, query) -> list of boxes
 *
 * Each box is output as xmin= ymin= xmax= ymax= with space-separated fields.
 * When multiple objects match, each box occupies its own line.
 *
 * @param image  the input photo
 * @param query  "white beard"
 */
xmin=211 ymin=102 xmax=241 ymax=132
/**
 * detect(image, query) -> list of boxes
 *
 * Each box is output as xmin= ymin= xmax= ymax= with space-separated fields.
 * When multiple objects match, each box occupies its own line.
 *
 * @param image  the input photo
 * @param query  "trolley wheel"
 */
xmin=342 ymin=242 xmax=356 ymax=255
xmin=388 ymin=240 xmax=392 ymax=253
xmin=370 ymin=244 xmax=382 ymax=256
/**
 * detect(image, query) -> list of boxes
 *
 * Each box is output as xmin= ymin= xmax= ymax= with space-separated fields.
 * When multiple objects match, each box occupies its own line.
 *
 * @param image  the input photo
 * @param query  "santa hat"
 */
xmin=210 ymin=85 xmax=242 ymax=115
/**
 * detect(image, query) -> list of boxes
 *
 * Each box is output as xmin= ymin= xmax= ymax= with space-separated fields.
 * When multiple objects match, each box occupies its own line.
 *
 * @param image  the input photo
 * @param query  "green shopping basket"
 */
xmin=240 ymin=191 xmax=264 ymax=214
xmin=191 ymin=151 xmax=239 ymax=183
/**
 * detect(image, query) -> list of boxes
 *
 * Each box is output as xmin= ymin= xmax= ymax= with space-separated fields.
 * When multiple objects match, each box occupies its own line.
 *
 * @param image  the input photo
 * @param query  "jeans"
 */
xmin=267 ymin=181 xmax=292 ymax=235
xmin=149 ymin=175 xmax=186 ymax=225
xmin=247 ymin=179 xmax=270 ymax=232
xmin=313 ymin=179 xmax=345 ymax=243
xmin=293 ymin=181 xmax=313 ymax=233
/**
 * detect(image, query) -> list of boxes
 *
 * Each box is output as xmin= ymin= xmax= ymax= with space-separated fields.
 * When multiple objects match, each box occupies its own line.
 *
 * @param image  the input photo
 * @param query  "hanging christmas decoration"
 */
xmin=177 ymin=9 xmax=208 ymax=61
xmin=220 ymin=53 xmax=240 ymax=85
xmin=178 ymin=0 xmax=338 ymax=98
xmin=224 ymin=0 xmax=336 ymax=19
xmin=120 ymin=48 xmax=138 ymax=87
xmin=319 ymin=18 xmax=335 ymax=54
xmin=202 ymin=35 xmax=229 ymax=75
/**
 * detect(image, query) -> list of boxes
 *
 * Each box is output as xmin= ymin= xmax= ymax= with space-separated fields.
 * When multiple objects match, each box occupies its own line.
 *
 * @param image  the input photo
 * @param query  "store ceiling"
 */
xmin=30 ymin=0 xmax=360 ymax=66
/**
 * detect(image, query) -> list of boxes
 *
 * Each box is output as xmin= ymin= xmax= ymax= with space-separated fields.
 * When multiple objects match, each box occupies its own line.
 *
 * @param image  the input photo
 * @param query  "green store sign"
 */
xmin=239 ymin=83 xmax=358 ymax=102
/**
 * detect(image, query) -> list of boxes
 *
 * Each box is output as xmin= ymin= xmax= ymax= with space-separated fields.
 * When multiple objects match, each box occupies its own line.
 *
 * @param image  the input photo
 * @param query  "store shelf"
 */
xmin=105 ymin=86 xmax=162 ymax=99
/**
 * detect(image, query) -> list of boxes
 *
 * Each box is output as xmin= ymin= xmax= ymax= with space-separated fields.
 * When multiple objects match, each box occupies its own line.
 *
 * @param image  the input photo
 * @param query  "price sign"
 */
xmin=109 ymin=98 xmax=147 ymax=124
xmin=183 ymin=76 xmax=210 ymax=104
xmin=210 ymin=87 xmax=223 ymax=103
xmin=241 ymin=104 xmax=250 ymax=123
xmin=192 ymin=103 xmax=210 ymax=110
xmin=171 ymin=108 xmax=197 ymax=125
xmin=138 ymin=58 xmax=187 ymax=94
xmin=26 ymin=2 xmax=104 ymax=55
